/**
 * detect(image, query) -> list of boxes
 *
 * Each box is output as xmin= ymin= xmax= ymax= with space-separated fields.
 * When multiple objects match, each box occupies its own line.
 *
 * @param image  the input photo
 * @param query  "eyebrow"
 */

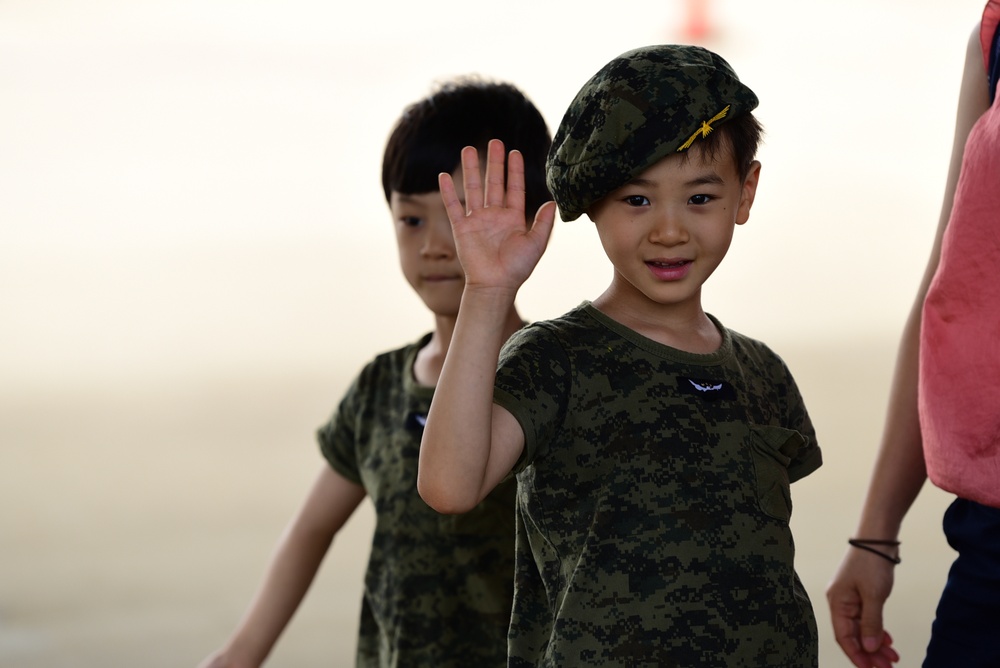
xmin=626 ymin=172 xmax=726 ymax=189
xmin=686 ymin=173 xmax=726 ymax=187
xmin=393 ymin=192 xmax=467 ymax=210
xmin=393 ymin=193 xmax=426 ymax=203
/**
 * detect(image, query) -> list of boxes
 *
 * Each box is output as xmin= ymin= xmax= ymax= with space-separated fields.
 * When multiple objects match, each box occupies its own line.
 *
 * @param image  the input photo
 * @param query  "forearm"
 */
xmin=219 ymin=521 xmax=335 ymax=665
xmin=853 ymin=301 xmax=927 ymax=540
xmin=210 ymin=468 xmax=362 ymax=666
xmin=418 ymin=287 xmax=516 ymax=513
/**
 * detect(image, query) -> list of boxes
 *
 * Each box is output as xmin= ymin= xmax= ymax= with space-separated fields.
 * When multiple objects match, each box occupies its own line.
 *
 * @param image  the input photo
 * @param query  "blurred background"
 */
xmin=1 ymin=0 xmax=985 ymax=665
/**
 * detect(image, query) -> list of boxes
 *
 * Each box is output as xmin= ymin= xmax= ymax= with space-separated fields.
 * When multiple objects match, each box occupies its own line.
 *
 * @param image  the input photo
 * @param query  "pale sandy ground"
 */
xmin=0 ymin=0 xmax=985 ymax=665
xmin=0 ymin=337 xmax=958 ymax=668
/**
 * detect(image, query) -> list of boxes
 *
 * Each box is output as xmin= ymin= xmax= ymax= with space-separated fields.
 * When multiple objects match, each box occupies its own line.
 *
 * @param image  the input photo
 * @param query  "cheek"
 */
xmin=395 ymin=239 xmax=420 ymax=277
xmin=595 ymin=229 xmax=620 ymax=262
xmin=598 ymin=225 xmax=643 ymax=262
xmin=705 ymin=227 xmax=736 ymax=256
xmin=595 ymin=220 xmax=624 ymax=249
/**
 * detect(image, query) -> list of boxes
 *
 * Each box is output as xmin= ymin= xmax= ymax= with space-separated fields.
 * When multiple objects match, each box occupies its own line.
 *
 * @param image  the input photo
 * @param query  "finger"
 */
xmin=829 ymin=605 xmax=869 ymax=668
xmin=871 ymin=648 xmax=899 ymax=668
xmin=869 ymin=646 xmax=898 ymax=668
xmin=833 ymin=623 xmax=869 ymax=668
xmin=528 ymin=200 xmax=557 ymax=250
xmin=461 ymin=146 xmax=483 ymax=212
xmin=438 ymin=172 xmax=467 ymax=225
xmin=484 ymin=139 xmax=506 ymax=209
xmin=876 ymin=631 xmax=899 ymax=665
xmin=503 ymin=149 xmax=526 ymax=214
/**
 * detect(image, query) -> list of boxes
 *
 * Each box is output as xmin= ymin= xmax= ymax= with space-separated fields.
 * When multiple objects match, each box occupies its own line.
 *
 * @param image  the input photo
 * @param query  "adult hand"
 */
xmin=826 ymin=547 xmax=900 ymax=668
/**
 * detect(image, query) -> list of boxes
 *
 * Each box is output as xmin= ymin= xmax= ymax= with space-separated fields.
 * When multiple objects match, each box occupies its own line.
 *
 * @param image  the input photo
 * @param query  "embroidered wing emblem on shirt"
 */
xmin=676 ymin=376 xmax=736 ymax=401
xmin=689 ymin=380 xmax=723 ymax=392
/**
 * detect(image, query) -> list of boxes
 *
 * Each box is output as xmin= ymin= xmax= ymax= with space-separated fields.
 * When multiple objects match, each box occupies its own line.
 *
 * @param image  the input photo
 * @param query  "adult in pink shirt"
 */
xmin=827 ymin=3 xmax=1000 ymax=667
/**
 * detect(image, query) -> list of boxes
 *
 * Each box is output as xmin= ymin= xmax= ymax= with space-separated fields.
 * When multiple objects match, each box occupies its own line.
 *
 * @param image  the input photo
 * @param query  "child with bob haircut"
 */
xmin=418 ymin=45 xmax=825 ymax=666
xmin=199 ymin=77 xmax=551 ymax=668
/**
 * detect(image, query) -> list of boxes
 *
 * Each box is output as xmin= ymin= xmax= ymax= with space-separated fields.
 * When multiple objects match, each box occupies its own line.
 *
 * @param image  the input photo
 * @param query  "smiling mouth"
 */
xmin=647 ymin=259 xmax=691 ymax=268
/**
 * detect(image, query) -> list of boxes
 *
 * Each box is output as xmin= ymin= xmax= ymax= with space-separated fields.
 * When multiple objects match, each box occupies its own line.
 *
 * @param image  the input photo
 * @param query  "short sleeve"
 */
xmin=493 ymin=324 xmax=571 ymax=472
xmin=317 ymin=375 xmax=364 ymax=485
xmin=779 ymin=363 xmax=822 ymax=483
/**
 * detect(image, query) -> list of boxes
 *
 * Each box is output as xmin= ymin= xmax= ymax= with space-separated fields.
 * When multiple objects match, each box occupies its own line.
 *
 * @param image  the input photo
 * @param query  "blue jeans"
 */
xmin=923 ymin=498 xmax=1000 ymax=667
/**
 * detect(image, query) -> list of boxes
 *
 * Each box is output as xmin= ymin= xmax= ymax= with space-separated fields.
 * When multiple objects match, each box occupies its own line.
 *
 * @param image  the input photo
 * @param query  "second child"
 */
xmin=199 ymin=77 xmax=552 ymax=668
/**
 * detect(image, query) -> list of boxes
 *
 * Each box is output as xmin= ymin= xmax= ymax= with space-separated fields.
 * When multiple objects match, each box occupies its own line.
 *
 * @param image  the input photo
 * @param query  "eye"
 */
xmin=688 ymin=194 xmax=713 ymax=205
xmin=400 ymin=215 xmax=423 ymax=228
xmin=624 ymin=195 xmax=650 ymax=207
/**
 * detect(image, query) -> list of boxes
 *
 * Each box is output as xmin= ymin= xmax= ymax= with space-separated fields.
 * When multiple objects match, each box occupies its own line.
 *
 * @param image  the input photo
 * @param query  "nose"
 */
xmin=421 ymin=217 xmax=456 ymax=258
xmin=648 ymin=211 xmax=689 ymax=246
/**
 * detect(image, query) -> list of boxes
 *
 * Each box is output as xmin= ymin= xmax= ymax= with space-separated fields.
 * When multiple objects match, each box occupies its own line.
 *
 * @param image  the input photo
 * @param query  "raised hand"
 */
xmin=439 ymin=139 xmax=556 ymax=295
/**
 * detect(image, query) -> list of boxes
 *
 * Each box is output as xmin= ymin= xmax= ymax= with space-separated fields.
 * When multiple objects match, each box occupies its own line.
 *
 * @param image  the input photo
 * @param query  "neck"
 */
xmin=414 ymin=307 xmax=525 ymax=386
xmin=591 ymin=290 xmax=719 ymax=354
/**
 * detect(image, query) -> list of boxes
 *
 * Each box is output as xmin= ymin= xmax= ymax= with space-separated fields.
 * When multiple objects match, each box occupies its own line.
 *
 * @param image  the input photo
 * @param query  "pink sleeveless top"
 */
xmin=918 ymin=0 xmax=1000 ymax=507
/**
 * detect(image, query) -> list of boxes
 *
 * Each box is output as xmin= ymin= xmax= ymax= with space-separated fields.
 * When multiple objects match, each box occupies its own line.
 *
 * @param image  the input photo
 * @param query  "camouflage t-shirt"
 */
xmin=493 ymin=304 xmax=822 ymax=667
xmin=319 ymin=333 xmax=517 ymax=668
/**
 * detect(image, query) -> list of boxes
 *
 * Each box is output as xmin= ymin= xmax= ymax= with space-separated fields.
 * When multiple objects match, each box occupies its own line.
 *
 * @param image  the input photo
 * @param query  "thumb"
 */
xmin=859 ymin=603 xmax=885 ymax=653
xmin=529 ymin=201 xmax=557 ymax=248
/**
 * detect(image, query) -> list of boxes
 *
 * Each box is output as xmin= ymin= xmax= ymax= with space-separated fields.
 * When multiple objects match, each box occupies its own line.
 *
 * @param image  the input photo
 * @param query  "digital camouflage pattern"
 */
xmin=319 ymin=333 xmax=516 ymax=668
xmin=493 ymin=304 xmax=822 ymax=667
xmin=546 ymin=44 xmax=759 ymax=221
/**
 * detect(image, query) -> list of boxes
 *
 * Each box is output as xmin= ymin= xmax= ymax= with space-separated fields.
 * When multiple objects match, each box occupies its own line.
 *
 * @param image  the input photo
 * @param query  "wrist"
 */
xmin=460 ymin=284 xmax=519 ymax=312
xmin=221 ymin=635 xmax=268 ymax=668
xmin=854 ymin=512 xmax=903 ymax=542
xmin=848 ymin=537 xmax=901 ymax=565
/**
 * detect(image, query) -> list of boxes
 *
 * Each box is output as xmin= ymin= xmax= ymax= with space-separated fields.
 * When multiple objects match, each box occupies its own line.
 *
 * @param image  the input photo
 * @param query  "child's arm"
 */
xmin=418 ymin=139 xmax=555 ymax=514
xmin=197 ymin=466 xmax=365 ymax=668
xmin=825 ymin=23 xmax=989 ymax=668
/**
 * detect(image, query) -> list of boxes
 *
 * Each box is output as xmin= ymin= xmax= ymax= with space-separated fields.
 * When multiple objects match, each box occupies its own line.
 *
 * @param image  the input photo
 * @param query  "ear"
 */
xmin=735 ymin=160 xmax=761 ymax=226
xmin=585 ymin=195 xmax=609 ymax=224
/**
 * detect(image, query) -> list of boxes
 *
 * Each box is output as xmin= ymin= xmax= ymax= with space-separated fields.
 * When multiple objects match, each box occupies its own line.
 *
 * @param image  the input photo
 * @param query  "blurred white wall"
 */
xmin=2 ymin=0 xmax=984 ymax=390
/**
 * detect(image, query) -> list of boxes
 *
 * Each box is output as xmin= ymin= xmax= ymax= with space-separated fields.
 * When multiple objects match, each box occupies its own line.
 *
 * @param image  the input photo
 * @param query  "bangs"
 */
xmin=391 ymin=141 xmax=466 ymax=195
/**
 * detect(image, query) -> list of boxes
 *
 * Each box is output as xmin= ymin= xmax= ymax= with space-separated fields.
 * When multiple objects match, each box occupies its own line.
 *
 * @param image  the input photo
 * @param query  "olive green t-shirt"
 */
xmin=320 ymin=334 xmax=516 ymax=668
xmin=494 ymin=304 xmax=822 ymax=667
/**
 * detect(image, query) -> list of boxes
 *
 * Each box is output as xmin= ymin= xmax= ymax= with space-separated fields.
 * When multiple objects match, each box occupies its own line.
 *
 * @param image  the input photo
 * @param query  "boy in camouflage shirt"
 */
xmin=419 ymin=45 xmax=822 ymax=666
xmin=199 ymin=78 xmax=551 ymax=668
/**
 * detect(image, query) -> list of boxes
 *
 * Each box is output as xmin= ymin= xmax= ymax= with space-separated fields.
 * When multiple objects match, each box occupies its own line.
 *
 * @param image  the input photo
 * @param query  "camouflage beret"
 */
xmin=546 ymin=44 xmax=758 ymax=221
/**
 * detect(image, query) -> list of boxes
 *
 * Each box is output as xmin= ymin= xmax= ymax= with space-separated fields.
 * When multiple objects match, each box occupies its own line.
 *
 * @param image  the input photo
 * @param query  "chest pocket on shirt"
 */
xmin=748 ymin=425 xmax=805 ymax=522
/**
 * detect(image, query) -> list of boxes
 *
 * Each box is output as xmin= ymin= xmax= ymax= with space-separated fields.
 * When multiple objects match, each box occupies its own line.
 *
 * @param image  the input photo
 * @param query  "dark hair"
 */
xmin=698 ymin=112 xmax=764 ymax=180
xmin=381 ymin=77 xmax=552 ymax=214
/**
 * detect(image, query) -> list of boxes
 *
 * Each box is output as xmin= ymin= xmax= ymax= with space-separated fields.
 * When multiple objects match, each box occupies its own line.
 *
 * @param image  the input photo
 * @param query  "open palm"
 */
xmin=439 ymin=139 xmax=556 ymax=294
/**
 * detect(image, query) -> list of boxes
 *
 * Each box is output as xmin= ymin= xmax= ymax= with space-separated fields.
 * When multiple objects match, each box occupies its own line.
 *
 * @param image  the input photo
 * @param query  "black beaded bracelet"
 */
xmin=848 ymin=538 xmax=902 ymax=565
